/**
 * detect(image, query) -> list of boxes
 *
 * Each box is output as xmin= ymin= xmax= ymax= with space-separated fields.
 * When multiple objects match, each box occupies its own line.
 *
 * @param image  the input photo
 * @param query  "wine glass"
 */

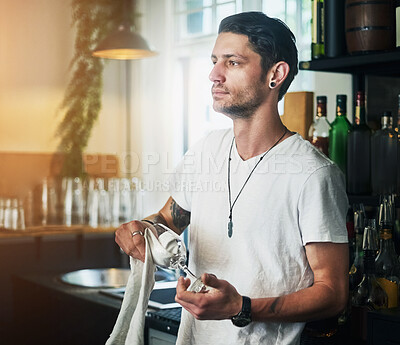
xmin=152 ymin=223 xmax=207 ymax=293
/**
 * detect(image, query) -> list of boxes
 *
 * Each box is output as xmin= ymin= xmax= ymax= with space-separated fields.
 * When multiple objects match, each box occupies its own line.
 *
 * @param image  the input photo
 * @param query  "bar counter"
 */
xmin=0 ymin=224 xmax=124 ymax=343
xmin=11 ymin=271 xmax=179 ymax=345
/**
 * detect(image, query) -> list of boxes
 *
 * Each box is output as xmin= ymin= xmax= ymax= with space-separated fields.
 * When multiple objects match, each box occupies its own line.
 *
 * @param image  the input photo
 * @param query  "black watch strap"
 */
xmin=241 ymin=296 xmax=251 ymax=315
xmin=231 ymin=296 xmax=252 ymax=327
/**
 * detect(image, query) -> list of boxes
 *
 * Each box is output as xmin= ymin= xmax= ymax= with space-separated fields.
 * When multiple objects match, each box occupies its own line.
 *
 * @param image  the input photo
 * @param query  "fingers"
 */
xmin=202 ymin=273 xmax=221 ymax=288
xmin=175 ymin=276 xmax=207 ymax=317
xmin=175 ymin=273 xmax=242 ymax=320
xmin=176 ymin=276 xmax=191 ymax=292
xmin=115 ymin=220 xmax=146 ymax=262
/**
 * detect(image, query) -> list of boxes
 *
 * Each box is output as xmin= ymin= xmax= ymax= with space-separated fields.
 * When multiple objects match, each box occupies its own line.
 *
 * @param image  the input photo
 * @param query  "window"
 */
xmin=173 ymin=0 xmax=240 ymax=151
xmin=175 ymin=0 xmax=240 ymax=43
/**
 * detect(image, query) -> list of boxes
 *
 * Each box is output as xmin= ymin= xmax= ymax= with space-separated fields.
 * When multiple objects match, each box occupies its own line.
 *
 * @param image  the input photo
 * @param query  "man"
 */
xmin=116 ymin=12 xmax=349 ymax=345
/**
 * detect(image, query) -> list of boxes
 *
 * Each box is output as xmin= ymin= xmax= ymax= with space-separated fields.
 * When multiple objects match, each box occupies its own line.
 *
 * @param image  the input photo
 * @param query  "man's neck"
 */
xmin=232 ymin=108 xmax=289 ymax=161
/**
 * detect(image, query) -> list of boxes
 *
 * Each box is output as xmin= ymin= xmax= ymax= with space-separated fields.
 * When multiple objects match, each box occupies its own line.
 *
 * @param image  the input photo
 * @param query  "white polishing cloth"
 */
xmin=106 ymin=225 xmax=179 ymax=345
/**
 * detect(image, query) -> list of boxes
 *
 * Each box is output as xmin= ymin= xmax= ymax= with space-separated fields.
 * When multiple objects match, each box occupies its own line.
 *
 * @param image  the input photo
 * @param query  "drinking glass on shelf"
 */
xmin=97 ymin=178 xmax=111 ymax=227
xmin=378 ymin=194 xmax=395 ymax=227
xmin=15 ymin=199 xmax=25 ymax=230
xmin=0 ymin=198 xmax=5 ymax=228
xmin=131 ymin=177 xmax=144 ymax=220
xmin=87 ymin=178 xmax=99 ymax=227
xmin=40 ymin=178 xmax=48 ymax=225
xmin=119 ymin=178 xmax=132 ymax=223
xmin=63 ymin=177 xmax=84 ymax=226
xmin=108 ymin=177 xmax=121 ymax=227
xmin=3 ymin=199 xmax=12 ymax=229
xmin=3 ymin=198 xmax=25 ymax=230
xmin=365 ymin=218 xmax=379 ymax=251
xmin=86 ymin=178 xmax=111 ymax=228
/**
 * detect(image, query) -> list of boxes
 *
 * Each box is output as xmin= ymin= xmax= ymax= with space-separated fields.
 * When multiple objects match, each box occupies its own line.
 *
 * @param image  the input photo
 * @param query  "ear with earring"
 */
xmin=269 ymin=81 xmax=276 ymax=88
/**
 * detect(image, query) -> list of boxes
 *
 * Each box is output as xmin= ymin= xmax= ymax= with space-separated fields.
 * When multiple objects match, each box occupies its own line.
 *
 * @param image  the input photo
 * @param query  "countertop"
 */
xmin=12 ymin=271 xmax=180 ymax=345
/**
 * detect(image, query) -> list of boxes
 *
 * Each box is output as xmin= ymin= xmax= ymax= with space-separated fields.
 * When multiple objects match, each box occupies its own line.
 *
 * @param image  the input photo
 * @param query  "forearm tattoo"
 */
xmin=147 ymin=214 xmax=168 ymax=237
xmin=170 ymin=199 xmax=191 ymax=231
xmin=270 ymin=297 xmax=282 ymax=315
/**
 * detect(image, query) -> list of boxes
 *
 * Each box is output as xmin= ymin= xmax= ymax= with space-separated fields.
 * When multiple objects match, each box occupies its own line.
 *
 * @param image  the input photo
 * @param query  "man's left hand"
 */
xmin=175 ymin=273 xmax=243 ymax=320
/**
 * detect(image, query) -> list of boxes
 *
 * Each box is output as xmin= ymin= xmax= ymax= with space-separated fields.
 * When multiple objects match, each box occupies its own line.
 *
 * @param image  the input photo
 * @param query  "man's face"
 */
xmin=209 ymin=32 xmax=268 ymax=119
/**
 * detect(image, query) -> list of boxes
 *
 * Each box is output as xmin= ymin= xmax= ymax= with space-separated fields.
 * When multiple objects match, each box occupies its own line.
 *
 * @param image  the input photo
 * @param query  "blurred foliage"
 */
xmin=57 ymin=0 xmax=135 ymax=177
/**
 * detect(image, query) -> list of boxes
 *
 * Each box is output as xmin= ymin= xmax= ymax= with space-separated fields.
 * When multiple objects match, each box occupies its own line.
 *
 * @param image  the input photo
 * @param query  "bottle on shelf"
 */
xmin=324 ymin=0 xmax=346 ymax=58
xmin=311 ymin=0 xmax=325 ymax=59
xmin=396 ymin=94 xmax=400 ymax=195
xmin=371 ymin=111 xmax=398 ymax=195
xmin=308 ymin=95 xmax=330 ymax=156
xmin=375 ymin=195 xmax=400 ymax=308
xmin=351 ymin=219 xmax=388 ymax=341
xmin=396 ymin=0 xmax=400 ymax=48
xmin=396 ymin=97 xmax=400 ymax=257
xmin=349 ymin=204 xmax=365 ymax=291
xmin=347 ymin=91 xmax=371 ymax=195
xmin=347 ymin=205 xmax=355 ymax=267
xmin=340 ymin=204 xmax=364 ymax=327
xmin=329 ymin=94 xmax=352 ymax=174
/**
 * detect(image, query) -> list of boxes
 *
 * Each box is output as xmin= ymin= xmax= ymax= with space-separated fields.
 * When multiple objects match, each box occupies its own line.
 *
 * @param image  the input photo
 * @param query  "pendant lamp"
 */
xmin=92 ymin=0 xmax=156 ymax=60
xmin=92 ymin=22 xmax=157 ymax=60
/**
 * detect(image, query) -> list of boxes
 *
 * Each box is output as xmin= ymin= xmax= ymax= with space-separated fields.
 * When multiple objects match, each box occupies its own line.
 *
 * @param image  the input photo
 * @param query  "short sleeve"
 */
xmin=168 ymin=136 xmax=207 ymax=212
xmin=298 ymin=164 xmax=349 ymax=245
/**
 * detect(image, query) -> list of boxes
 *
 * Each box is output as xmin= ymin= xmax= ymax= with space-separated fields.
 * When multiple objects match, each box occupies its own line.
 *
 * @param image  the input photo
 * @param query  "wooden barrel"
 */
xmin=345 ymin=0 xmax=395 ymax=54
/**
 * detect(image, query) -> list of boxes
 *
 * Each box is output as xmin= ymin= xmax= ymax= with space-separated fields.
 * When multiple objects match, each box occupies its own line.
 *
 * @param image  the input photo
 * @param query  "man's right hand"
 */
xmin=115 ymin=220 xmax=147 ymax=262
xmin=115 ymin=196 xmax=191 ymax=262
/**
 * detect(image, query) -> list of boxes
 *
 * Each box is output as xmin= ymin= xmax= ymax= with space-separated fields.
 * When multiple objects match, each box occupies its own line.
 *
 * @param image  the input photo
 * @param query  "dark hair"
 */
xmin=218 ymin=12 xmax=298 ymax=101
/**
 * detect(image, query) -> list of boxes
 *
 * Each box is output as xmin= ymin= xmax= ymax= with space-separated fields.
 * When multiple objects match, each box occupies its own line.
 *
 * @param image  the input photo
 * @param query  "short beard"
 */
xmin=214 ymin=74 xmax=267 ymax=119
xmin=216 ymin=85 xmax=265 ymax=119
xmin=219 ymin=99 xmax=263 ymax=119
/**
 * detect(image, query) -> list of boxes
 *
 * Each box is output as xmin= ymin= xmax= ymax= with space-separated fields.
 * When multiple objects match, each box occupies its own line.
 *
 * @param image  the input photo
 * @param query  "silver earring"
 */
xmin=270 ymin=81 xmax=276 ymax=88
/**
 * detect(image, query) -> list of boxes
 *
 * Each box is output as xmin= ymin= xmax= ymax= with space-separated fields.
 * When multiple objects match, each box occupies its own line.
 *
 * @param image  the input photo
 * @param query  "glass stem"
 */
xmin=179 ymin=263 xmax=199 ymax=282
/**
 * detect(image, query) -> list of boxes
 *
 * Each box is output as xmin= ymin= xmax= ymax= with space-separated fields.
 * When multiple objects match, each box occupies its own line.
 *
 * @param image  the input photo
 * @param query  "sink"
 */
xmin=59 ymin=267 xmax=175 ymax=288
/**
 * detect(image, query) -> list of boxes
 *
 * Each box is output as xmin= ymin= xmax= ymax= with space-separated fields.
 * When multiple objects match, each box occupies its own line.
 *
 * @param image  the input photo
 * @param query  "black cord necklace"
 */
xmin=227 ymin=127 xmax=287 ymax=238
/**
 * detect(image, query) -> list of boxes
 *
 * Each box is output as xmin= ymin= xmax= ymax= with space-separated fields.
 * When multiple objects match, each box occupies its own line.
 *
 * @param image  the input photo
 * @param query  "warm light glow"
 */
xmin=92 ymin=48 xmax=157 ymax=60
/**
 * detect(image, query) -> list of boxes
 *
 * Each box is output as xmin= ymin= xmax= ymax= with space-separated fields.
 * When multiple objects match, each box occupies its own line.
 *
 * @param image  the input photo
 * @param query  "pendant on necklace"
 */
xmin=228 ymin=219 xmax=233 ymax=238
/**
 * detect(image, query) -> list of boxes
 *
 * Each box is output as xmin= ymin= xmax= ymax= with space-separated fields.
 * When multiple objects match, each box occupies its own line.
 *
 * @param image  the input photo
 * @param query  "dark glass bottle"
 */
xmin=375 ymin=195 xmax=400 ymax=308
xmin=396 ymin=96 xmax=400 ymax=256
xmin=351 ymin=219 xmax=388 ymax=341
xmin=309 ymin=96 xmax=330 ymax=156
xmin=396 ymin=0 xmax=400 ymax=48
xmin=371 ymin=112 xmax=398 ymax=195
xmin=311 ymin=0 xmax=325 ymax=59
xmin=349 ymin=205 xmax=365 ymax=291
xmin=329 ymin=94 xmax=352 ymax=173
xmin=347 ymin=91 xmax=371 ymax=195
xmin=347 ymin=206 xmax=355 ymax=268
xmin=396 ymin=95 xmax=400 ymax=195
xmin=340 ymin=205 xmax=364 ymax=327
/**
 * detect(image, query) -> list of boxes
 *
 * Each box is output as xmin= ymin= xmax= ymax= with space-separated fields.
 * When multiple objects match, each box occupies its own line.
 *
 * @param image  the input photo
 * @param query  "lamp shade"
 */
xmin=92 ymin=23 xmax=157 ymax=60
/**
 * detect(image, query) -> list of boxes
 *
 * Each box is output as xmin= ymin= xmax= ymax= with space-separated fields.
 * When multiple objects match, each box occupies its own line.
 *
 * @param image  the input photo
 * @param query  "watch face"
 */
xmin=231 ymin=313 xmax=251 ymax=327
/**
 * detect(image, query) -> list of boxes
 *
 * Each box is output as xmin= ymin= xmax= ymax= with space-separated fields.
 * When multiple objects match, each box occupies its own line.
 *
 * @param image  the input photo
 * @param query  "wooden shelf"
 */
xmin=0 ymin=225 xmax=116 ymax=239
xmin=347 ymin=195 xmax=399 ymax=208
xmin=299 ymin=50 xmax=400 ymax=76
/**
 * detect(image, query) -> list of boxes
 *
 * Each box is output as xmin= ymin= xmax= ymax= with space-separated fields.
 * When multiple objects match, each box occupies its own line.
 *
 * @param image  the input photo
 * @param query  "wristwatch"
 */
xmin=231 ymin=296 xmax=252 ymax=327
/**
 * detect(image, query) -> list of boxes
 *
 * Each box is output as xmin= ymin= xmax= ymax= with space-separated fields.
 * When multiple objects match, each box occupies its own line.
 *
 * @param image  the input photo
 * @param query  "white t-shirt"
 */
xmin=170 ymin=129 xmax=348 ymax=345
